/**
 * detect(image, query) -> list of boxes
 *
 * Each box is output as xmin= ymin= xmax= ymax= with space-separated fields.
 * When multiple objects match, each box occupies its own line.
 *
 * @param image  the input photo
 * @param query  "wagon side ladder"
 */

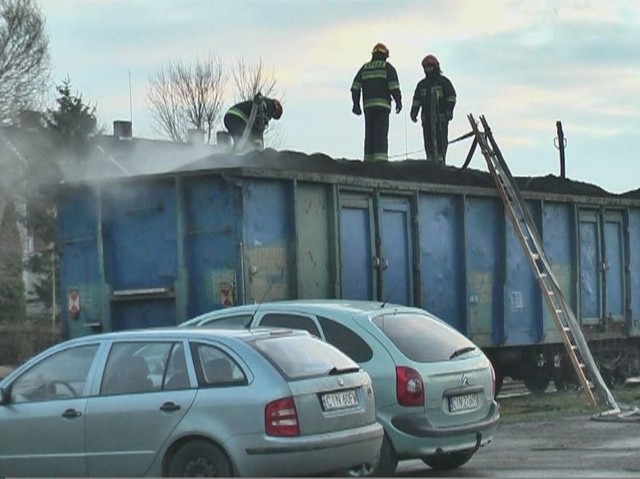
xmin=467 ymin=114 xmax=619 ymax=412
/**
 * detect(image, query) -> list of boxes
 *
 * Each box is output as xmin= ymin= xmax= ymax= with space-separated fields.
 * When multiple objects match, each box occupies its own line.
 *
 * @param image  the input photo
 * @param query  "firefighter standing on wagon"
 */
xmin=410 ymin=54 xmax=456 ymax=164
xmin=351 ymin=43 xmax=402 ymax=162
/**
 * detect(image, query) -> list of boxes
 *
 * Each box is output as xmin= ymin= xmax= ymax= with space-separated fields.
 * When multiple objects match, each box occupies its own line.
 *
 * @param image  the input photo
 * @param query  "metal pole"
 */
xmin=51 ymin=253 xmax=56 ymax=330
xmin=129 ymin=70 xmax=133 ymax=122
xmin=556 ymin=121 xmax=566 ymax=178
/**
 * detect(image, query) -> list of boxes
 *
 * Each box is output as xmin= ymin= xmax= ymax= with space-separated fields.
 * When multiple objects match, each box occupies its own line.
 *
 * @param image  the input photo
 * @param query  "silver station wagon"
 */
xmin=0 ymin=327 xmax=382 ymax=477
xmin=182 ymin=300 xmax=500 ymax=476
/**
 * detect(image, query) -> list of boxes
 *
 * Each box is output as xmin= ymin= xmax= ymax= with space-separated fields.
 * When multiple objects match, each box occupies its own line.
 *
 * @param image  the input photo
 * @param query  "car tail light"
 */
xmin=265 ymin=397 xmax=300 ymax=437
xmin=396 ymin=366 xmax=424 ymax=407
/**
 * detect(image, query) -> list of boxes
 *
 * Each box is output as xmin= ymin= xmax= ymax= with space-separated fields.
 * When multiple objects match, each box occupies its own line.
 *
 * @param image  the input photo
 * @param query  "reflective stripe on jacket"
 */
xmin=351 ymin=59 xmax=401 ymax=111
xmin=225 ymin=100 xmax=253 ymax=125
xmin=410 ymin=73 xmax=456 ymax=124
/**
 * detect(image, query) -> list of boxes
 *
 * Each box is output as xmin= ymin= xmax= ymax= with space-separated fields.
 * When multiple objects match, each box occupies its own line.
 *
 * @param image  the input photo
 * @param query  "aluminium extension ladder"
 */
xmin=467 ymin=114 xmax=620 ymax=413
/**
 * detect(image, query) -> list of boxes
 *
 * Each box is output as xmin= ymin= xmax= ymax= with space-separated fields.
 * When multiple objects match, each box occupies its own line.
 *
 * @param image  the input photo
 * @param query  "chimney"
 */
xmin=187 ymin=129 xmax=205 ymax=145
xmin=113 ymin=120 xmax=133 ymax=141
xmin=216 ymin=130 xmax=231 ymax=146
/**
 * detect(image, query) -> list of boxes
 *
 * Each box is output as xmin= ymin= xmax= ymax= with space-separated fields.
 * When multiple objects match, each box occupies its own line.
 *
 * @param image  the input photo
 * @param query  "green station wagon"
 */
xmin=182 ymin=300 xmax=500 ymax=476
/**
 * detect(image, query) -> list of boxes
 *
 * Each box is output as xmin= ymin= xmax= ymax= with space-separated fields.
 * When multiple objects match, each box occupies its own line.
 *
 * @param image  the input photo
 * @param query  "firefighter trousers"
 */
xmin=422 ymin=119 xmax=449 ymax=164
xmin=224 ymin=114 xmax=263 ymax=150
xmin=363 ymin=107 xmax=390 ymax=162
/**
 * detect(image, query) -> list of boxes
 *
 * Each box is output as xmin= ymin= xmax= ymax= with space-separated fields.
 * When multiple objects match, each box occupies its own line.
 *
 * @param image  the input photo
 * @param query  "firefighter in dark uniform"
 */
xmin=223 ymin=93 xmax=283 ymax=151
xmin=410 ymin=54 xmax=456 ymax=164
xmin=351 ymin=43 xmax=402 ymax=162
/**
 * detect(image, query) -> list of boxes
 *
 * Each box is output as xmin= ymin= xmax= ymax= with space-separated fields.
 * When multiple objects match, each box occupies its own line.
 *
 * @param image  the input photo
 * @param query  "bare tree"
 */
xmin=232 ymin=57 xmax=278 ymax=102
xmin=231 ymin=57 xmax=283 ymax=147
xmin=147 ymin=53 xmax=227 ymax=143
xmin=0 ymin=0 xmax=50 ymax=124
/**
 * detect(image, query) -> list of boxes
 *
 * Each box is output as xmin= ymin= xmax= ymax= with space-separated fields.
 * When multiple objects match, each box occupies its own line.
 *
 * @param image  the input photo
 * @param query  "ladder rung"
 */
xmin=562 ymin=326 xmax=571 ymax=333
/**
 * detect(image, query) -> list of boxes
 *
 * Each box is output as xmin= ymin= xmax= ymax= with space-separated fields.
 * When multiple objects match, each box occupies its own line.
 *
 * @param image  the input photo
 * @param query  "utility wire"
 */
xmin=389 ymin=148 xmax=424 ymax=160
xmin=403 ymin=112 xmax=408 ymax=160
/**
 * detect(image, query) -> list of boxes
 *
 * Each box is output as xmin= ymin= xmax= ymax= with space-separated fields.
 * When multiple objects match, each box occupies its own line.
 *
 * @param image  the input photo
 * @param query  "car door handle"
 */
xmin=160 ymin=402 xmax=181 ymax=412
xmin=62 ymin=408 xmax=81 ymax=418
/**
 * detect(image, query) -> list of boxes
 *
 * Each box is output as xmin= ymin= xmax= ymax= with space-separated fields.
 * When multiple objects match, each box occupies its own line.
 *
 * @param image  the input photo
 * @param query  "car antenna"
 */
xmin=380 ymin=274 xmax=403 ymax=308
xmin=248 ymin=279 xmax=275 ymax=327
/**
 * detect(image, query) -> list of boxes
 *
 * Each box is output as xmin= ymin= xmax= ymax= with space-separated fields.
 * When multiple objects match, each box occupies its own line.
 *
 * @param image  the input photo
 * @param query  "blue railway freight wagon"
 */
xmin=57 ymin=149 xmax=640 ymax=393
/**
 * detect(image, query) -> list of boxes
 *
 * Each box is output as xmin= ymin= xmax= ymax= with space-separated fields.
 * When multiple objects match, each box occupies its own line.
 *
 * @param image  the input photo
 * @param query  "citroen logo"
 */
xmin=337 ymin=377 xmax=344 ymax=387
xmin=461 ymin=374 xmax=470 ymax=386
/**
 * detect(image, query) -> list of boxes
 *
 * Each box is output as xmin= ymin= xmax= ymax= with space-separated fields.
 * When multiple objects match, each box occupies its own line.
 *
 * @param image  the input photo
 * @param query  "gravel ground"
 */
xmin=398 ymin=411 xmax=640 ymax=477
xmin=396 ymin=383 xmax=640 ymax=477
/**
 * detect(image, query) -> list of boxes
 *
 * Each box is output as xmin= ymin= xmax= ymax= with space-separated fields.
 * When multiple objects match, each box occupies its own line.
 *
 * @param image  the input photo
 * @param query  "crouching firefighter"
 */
xmin=223 ymin=93 xmax=283 ymax=152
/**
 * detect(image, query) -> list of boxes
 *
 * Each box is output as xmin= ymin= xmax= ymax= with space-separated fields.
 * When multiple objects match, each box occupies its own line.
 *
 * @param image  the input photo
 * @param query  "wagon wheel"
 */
xmin=524 ymin=373 xmax=551 ymax=395
xmin=553 ymin=353 xmax=579 ymax=391
xmin=523 ymin=352 xmax=552 ymax=395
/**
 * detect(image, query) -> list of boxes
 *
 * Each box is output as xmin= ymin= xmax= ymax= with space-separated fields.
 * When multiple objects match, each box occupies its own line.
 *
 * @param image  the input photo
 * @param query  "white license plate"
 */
xmin=321 ymin=389 xmax=359 ymax=411
xmin=449 ymin=393 xmax=479 ymax=412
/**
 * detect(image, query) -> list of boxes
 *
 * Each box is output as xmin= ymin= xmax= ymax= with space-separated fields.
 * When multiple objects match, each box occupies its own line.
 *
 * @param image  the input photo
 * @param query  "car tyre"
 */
xmin=422 ymin=449 xmax=475 ymax=470
xmin=168 ymin=440 xmax=233 ymax=477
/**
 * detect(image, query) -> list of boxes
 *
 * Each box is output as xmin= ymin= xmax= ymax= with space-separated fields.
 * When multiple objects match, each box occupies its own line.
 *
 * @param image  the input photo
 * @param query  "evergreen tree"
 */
xmin=0 ymin=200 xmax=26 ymax=321
xmin=45 ymin=78 xmax=98 ymax=159
xmin=22 ymin=78 xmax=97 ymax=313
xmin=24 ymin=199 xmax=55 ymax=311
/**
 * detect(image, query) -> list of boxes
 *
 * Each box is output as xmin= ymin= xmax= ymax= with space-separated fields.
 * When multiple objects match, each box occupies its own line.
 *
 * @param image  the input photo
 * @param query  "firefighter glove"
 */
xmin=395 ymin=101 xmax=402 ymax=114
xmin=352 ymin=104 xmax=362 ymax=116
xmin=410 ymin=113 xmax=418 ymax=123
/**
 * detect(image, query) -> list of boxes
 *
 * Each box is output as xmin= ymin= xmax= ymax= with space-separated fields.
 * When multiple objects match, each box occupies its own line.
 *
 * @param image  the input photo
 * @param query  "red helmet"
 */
xmin=272 ymin=99 xmax=283 ymax=120
xmin=422 ymin=54 xmax=439 ymax=68
xmin=372 ymin=42 xmax=389 ymax=58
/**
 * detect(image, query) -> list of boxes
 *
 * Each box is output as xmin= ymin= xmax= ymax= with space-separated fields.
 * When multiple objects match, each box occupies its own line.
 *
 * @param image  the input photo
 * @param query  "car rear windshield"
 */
xmin=252 ymin=334 xmax=360 ymax=380
xmin=372 ymin=313 xmax=478 ymax=362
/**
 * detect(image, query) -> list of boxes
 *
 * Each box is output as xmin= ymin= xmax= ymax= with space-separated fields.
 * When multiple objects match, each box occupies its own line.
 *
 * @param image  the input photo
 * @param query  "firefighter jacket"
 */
xmin=225 ymin=98 xmax=273 ymax=133
xmin=410 ymin=73 xmax=456 ymax=125
xmin=351 ymin=56 xmax=401 ymax=111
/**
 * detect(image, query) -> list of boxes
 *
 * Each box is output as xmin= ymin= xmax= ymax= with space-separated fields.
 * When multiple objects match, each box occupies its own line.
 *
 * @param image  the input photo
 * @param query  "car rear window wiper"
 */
xmin=329 ymin=366 xmax=361 ymax=375
xmin=449 ymin=346 xmax=476 ymax=360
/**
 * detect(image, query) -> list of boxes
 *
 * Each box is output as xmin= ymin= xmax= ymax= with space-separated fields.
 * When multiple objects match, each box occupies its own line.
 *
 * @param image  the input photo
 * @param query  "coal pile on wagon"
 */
xmin=195 ymin=148 xmax=618 ymax=198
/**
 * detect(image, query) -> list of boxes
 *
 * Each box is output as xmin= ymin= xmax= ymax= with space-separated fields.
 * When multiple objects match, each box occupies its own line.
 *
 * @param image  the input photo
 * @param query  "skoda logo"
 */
xmin=337 ymin=377 xmax=344 ymax=387
xmin=461 ymin=374 xmax=470 ymax=386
